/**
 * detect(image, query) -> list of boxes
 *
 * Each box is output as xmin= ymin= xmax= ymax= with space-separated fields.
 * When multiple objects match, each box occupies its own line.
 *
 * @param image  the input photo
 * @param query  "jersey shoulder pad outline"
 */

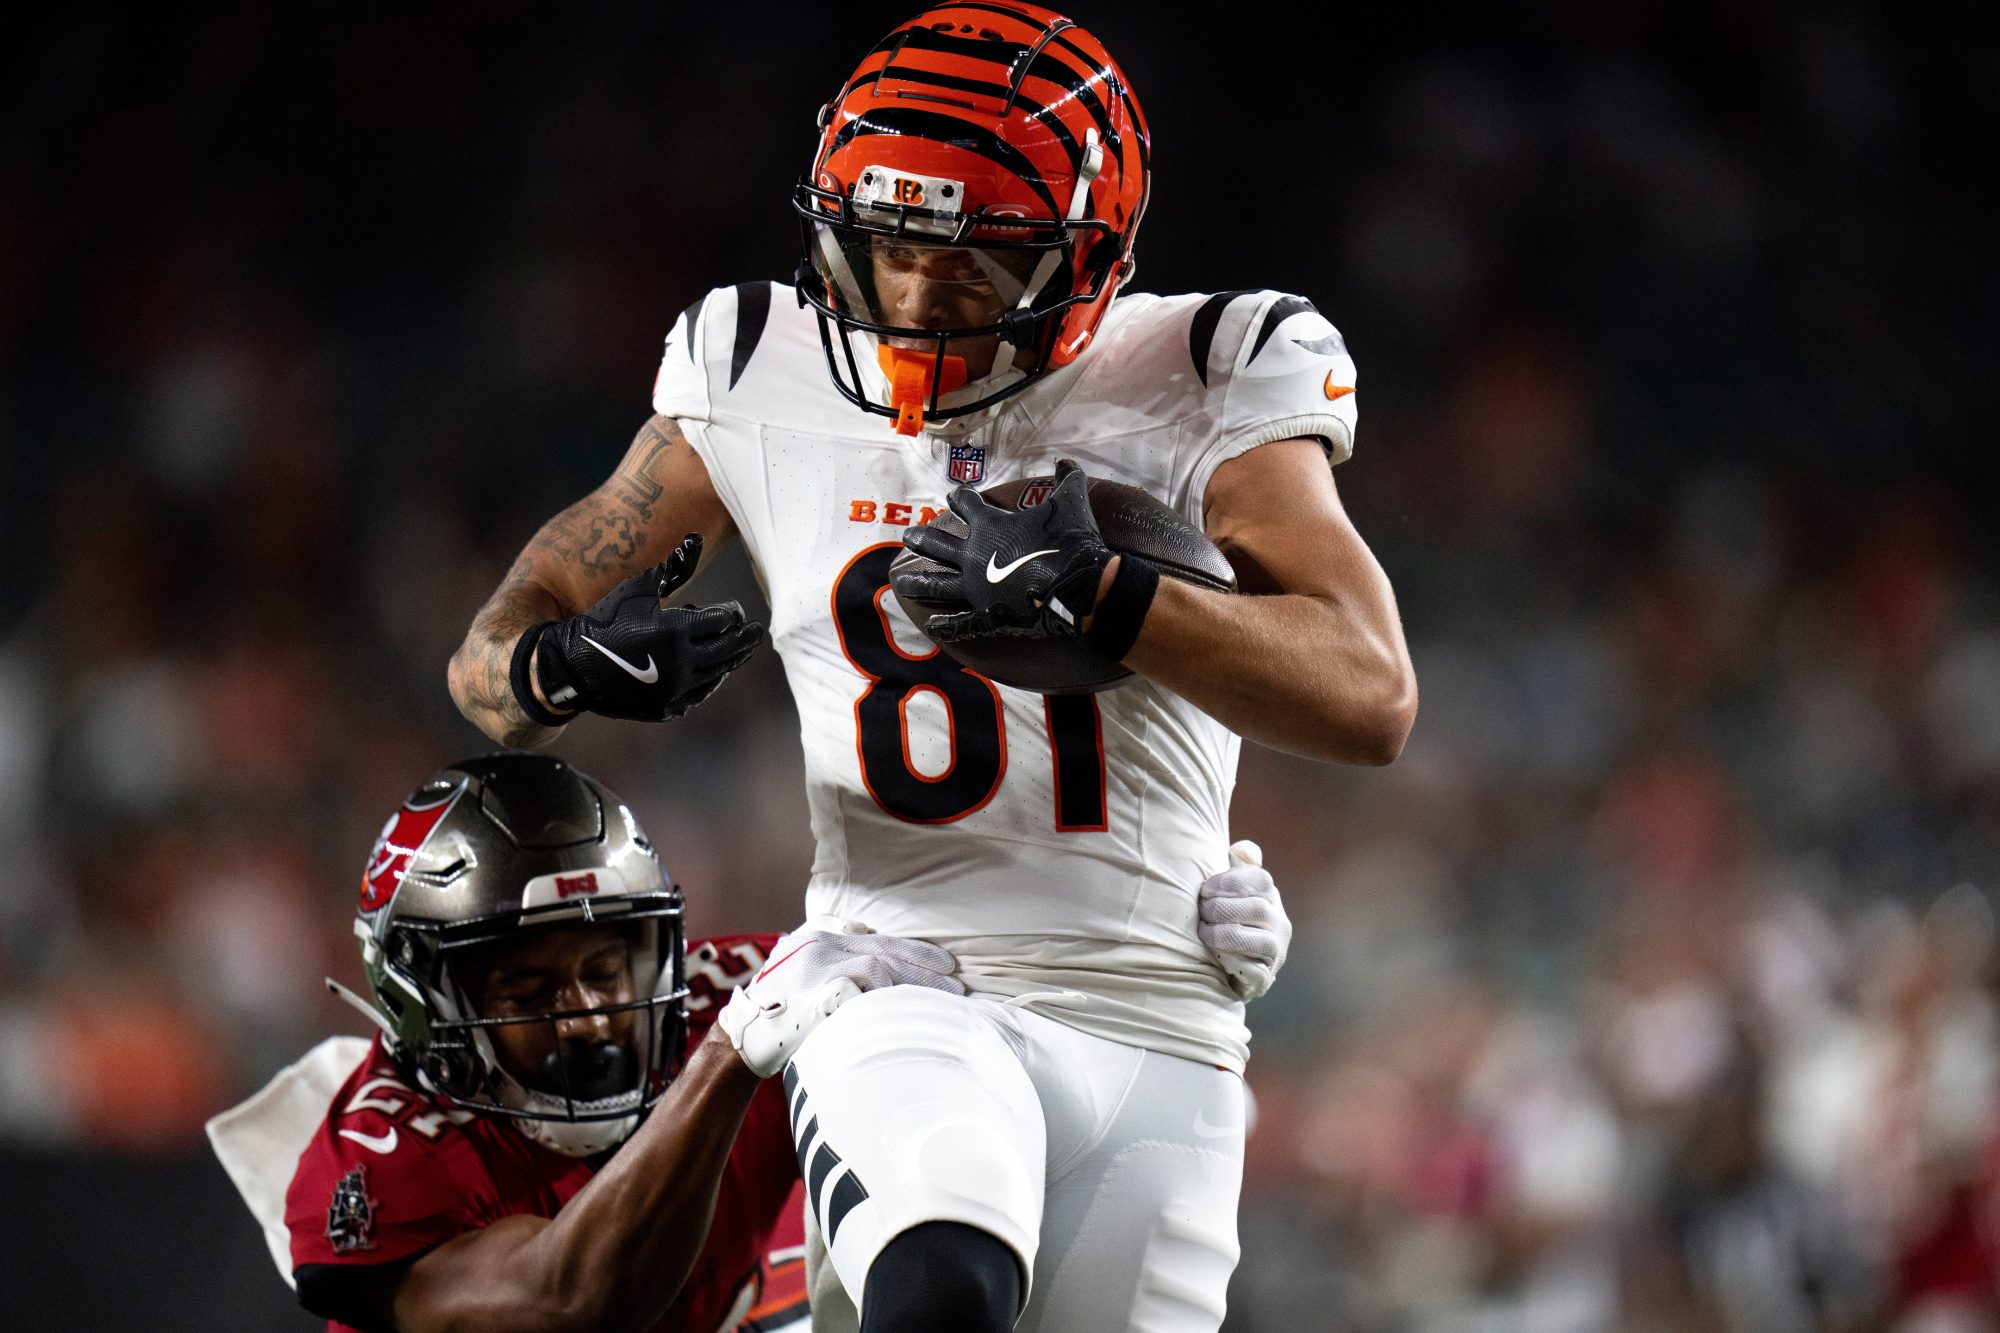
xmin=660 ymin=282 xmax=779 ymax=395
xmin=1184 ymin=289 xmax=1346 ymax=389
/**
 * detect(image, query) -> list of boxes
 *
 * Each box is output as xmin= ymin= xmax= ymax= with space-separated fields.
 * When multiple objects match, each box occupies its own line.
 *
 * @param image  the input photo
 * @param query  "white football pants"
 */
xmin=783 ymin=985 xmax=1245 ymax=1332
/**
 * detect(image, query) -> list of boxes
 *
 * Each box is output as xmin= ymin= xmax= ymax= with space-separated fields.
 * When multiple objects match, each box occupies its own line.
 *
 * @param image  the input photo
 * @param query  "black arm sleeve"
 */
xmin=294 ymin=1259 xmax=416 ymax=1333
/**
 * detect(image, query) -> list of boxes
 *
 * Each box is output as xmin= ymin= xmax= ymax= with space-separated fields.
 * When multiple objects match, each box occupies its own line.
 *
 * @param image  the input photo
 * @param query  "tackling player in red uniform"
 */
xmin=209 ymin=753 xmax=964 ymax=1333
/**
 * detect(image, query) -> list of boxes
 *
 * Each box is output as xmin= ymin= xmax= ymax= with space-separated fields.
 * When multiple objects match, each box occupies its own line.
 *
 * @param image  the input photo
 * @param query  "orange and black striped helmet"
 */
xmin=793 ymin=4 xmax=1150 ymax=432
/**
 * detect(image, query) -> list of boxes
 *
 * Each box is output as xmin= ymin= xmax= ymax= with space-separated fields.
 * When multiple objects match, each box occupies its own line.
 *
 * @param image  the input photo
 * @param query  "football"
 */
xmin=890 ymin=475 xmax=1238 ymax=694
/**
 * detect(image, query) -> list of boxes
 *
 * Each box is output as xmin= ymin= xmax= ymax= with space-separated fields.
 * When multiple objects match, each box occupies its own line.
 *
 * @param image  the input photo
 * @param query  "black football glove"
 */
xmin=526 ymin=534 xmax=764 ymax=722
xmin=896 ymin=460 xmax=1113 ymax=644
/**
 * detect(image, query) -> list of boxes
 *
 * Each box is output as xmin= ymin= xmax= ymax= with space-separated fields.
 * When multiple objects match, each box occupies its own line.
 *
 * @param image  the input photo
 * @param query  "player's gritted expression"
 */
xmin=870 ymin=237 xmax=1039 ymax=381
xmin=456 ymin=922 xmax=641 ymax=1100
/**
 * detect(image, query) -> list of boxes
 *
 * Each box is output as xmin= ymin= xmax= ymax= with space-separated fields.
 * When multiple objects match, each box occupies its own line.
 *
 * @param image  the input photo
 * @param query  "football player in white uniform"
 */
xmin=449 ymin=5 xmax=1413 ymax=1329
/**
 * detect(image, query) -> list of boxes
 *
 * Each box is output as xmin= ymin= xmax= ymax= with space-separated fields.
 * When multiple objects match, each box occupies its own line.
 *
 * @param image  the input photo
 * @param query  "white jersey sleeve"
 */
xmin=1182 ymin=288 xmax=1359 ymax=509
xmin=648 ymin=281 xmax=784 ymax=568
xmin=650 ymin=290 xmax=714 ymax=423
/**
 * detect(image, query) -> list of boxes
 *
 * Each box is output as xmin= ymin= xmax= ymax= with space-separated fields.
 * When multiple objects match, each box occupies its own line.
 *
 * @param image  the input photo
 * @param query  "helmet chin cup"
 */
xmin=878 ymin=345 xmax=968 ymax=436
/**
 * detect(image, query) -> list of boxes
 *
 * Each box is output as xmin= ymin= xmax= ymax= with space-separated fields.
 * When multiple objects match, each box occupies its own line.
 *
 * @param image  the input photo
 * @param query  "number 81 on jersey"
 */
xmin=832 ymin=544 xmax=1107 ymax=831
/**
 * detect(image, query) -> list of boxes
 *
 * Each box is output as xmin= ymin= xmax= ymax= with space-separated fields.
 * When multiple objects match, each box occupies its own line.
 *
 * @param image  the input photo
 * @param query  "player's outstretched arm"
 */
xmin=447 ymin=415 xmax=741 ymax=747
xmin=1124 ymin=439 xmax=1417 ymax=764
xmin=376 ymin=1025 xmax=762 ymax=1333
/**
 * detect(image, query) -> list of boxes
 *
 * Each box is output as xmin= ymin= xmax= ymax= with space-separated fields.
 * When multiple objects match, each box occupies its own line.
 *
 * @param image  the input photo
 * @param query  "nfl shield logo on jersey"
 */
xmin=948 ymin=445 xmax=986 ymax=484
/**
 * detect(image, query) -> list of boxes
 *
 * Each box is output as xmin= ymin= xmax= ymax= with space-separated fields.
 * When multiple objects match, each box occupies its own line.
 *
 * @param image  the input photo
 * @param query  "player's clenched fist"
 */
xmin=718 ymin=918 xmax=963 ymax=1077
xmin=897 ymin=459 xmax=1120 ymax=644
xmin=511 ymin=533 xmax=765 ymax=725
xmin=1198 ymin=841 xmax=1293 ymax=1001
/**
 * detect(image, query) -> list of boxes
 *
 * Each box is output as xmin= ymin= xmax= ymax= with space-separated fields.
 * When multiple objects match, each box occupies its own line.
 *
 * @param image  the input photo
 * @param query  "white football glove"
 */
xmin=1198 ymin=841 xmax=1292 ymax=1002
xmin=716 ymin=918 xmax=964 ymax=1077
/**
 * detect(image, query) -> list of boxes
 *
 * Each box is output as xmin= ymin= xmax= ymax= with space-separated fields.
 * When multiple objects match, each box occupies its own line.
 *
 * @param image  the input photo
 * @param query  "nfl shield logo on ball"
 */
xmin=948 ymin=445 xmax=985 ymax=484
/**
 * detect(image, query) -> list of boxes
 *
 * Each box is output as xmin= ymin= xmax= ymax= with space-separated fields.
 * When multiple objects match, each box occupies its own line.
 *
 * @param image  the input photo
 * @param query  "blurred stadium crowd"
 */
xmin=3 ymin=3 xmax=1996 ymax=1329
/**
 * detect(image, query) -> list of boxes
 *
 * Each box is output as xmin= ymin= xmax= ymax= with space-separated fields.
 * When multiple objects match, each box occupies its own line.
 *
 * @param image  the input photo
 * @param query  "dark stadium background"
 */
xmin=3 ymin=2 xmax=1997 ymax=1328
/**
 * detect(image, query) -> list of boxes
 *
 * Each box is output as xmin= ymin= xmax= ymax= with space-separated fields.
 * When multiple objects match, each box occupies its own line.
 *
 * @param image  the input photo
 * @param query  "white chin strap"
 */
xmin=1014 ymin=127 xmax=1102 ymax=327
xmin=466 ymin=1016 xmax=642 ymax=1157
xmin=499 ymin=1075 xmax=644 ymax=1157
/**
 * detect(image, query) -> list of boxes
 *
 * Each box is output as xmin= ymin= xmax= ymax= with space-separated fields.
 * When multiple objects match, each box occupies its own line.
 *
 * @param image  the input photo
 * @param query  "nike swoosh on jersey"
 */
xmin=338 ymin=1126 xmax=399 ymax=1154
xmin=581 ymin=635 xmax=660 ymax=684
xmin=986 ymin=549 xmax=1060 ymax=583
xmin=1323 ymin=373 xmax=1355 ymax=401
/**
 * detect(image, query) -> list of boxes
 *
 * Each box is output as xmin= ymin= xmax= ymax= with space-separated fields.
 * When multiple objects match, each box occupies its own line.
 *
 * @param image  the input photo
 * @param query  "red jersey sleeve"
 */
xmin=284 ymin=1044 xmax=487 ymax=1273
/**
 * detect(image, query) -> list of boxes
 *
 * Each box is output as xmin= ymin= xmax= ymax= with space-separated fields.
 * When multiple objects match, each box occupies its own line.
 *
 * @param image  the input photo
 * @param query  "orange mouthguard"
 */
xmin=877 ymin=345 xmax=968 ymax=436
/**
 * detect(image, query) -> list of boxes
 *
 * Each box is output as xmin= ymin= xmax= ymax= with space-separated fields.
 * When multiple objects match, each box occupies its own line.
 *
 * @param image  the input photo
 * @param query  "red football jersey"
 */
xmin=284 ymin=934 xmax=800 ymax=1333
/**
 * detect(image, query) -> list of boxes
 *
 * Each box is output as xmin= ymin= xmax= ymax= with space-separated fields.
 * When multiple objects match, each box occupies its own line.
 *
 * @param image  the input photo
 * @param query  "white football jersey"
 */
xmin=653 ymin=281 xmax=1357 ymax=1072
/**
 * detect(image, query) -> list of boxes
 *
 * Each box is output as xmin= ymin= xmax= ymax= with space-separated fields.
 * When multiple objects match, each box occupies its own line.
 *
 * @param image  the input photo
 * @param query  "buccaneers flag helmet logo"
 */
xmin=357 ymin=789 xmax=460 ymax=913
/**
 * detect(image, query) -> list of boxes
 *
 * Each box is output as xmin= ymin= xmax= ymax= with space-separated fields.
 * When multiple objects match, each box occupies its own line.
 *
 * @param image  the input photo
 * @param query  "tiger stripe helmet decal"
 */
xmin=793 ymin=4 xmax=1151 ymax=429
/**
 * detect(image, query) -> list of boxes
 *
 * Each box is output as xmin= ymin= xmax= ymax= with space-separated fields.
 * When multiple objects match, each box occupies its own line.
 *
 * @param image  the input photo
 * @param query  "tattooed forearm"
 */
xmin=578 ymin=509 xmax=641 ymax=577
xmin=528 ymin=501 xmax=643 ymax=581
xmin=608 ymin=418 xmax=675 ymax=520
xmin=451 ymin=553 xmax=567 ymax=747
xmin=451 ymin=413 xmax=725 ymax=747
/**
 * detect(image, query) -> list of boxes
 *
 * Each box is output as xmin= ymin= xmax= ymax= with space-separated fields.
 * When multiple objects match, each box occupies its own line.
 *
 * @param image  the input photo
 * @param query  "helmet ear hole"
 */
xmin=423 ymin=1046 xmax=481 ymax=1100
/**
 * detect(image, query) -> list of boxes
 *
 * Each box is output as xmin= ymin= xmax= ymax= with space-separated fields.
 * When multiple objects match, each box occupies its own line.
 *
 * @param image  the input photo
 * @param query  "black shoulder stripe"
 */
xmin=678 ymin=291 xmax=708 ymax=363
xmin=1248 ymin=295 xmax=1320 ymax=364
xmin=728 ymin=282 xmax=771 ymax=391
xmin=828 ymin=107 xmax=1060 ymax=218
xmin=1189 ymin=290 xmax=1257 ymax=386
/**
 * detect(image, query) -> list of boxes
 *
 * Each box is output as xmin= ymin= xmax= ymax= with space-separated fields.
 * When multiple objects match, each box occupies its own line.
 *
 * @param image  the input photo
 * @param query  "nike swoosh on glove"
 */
xmin=716 ymin=918 xmax=964 ymax=1078
xmin=533 ymin=533 xmax=765 ymax=722
xmin=896 ymin=459 xmax=1113 ymax=644
xmin=1197 ymin=841 xmax=1293 ymax=1001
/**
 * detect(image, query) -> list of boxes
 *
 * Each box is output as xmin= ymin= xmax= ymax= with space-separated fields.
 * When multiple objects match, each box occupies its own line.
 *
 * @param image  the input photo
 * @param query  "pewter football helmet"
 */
xmin=336 ymin=753 xmax=687 ymax=1155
